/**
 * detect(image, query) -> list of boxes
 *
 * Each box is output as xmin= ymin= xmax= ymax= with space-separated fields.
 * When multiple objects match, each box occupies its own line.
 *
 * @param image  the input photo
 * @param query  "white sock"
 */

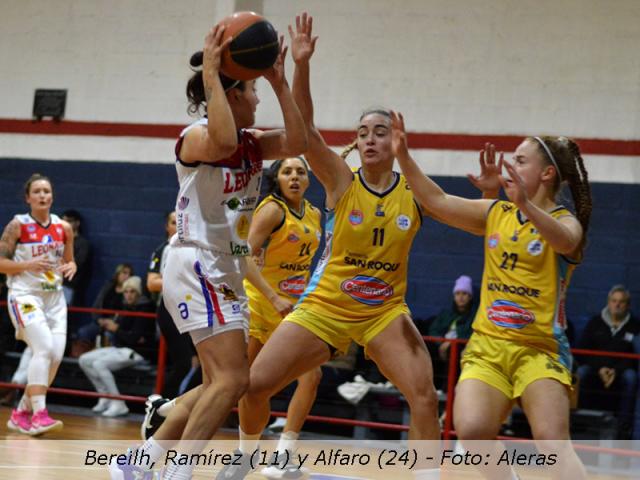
xmin=31 ymin=394 xmax=46 ymax=412
xmin=162 ymin=462 xmax=193 ymax=480
xmin=239 ymin=427 xmax=260 ymax=455
xmin=277 ymin=431 xmax=299 ymax=455
xmin=158 ymin=398 xmax=176 ymax=417
xmin=413 ymin=468 xmax=440 ymax=480
xmin=17 ymin=394 xmax=31 ymax=412
xmin=139 ymin=436 xmax=167 ymax=465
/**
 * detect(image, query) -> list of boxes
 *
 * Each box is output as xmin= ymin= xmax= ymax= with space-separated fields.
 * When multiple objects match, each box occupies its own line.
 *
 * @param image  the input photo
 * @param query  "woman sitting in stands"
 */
xmin=79 ymin=275 xmax=155 ymax=417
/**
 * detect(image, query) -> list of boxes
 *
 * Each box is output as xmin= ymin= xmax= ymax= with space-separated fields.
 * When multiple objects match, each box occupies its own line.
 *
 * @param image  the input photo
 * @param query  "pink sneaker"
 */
xmin=30 ymin=409 xmax=63 ymax=436
xmin=7 ymin=409 xmax=31 ymax=434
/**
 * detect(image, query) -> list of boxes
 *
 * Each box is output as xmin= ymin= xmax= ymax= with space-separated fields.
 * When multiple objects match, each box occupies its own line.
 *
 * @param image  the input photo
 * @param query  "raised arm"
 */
xmin=290 ymin=13 xmax=353 ymax=206
xmin=254 ymin=36 xmax=308 ymax=160
xmin=390 ymin=111 xmax=493 ymax=236
xmin=180 ymin=25 xmax=238 ymax=164
xmin=500 ymin=161 xmax=583 ymax=256
xmin=468 ymin=143 xmax=503 ymax=200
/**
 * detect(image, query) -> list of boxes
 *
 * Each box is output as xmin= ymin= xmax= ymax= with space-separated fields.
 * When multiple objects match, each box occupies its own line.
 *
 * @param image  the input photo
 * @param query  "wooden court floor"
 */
xmin=0 ymin=406 xmax=634 ymax=479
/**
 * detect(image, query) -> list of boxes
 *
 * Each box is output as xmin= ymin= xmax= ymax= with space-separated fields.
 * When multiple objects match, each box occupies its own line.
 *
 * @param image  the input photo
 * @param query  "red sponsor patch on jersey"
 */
xmin=487 ymin=300 xmax=535 ymax=329
xmin=340 ymin=275 xmax=394 ymax=305
xmin=19 ymin=223 xmax=65 ymax=244
xmin=278 ymin=275 xmax=306 ymax=298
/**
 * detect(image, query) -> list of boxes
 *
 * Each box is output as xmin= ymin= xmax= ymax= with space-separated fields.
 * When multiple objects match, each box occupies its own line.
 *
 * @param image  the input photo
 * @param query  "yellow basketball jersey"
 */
xmin=244 ymin=194 xmax=322 ymax=305
xmin=473 ymin=200 xmax=579 ymax=367
xmin=298 ymin=169 xmax=421 ymax=320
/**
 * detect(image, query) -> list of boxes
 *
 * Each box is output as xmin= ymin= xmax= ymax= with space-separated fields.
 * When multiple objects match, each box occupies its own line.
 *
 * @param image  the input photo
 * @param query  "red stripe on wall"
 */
xmin=0 ymin=118 xmax=182 ymax=139
xmin=1 ymin=118 xmax=639 ymax=156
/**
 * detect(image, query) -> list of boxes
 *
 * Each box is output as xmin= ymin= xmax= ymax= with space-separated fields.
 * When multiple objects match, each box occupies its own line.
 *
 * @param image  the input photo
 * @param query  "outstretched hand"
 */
xmin=467 ymin=143 xmax=503 ymax=194
xmin=499 ymin=161 xmax=528 ymax=208
xmin=390 ymin=110 xmax=409 ymax=159
xmin=263 ymin=35 xmax=288 ymax=89
xmin=289 ymin=12 xmax=318 ymax=64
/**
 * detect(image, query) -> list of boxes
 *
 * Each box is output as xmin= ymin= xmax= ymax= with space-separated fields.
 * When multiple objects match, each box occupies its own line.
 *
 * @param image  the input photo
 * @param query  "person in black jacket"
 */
xmin=61 ymin=209 xmax=91 ymax=307
xmin=73 ymin=263 xmax=133 ymax=351
xmin=577 ymin=285 xmax=639 ymax=438
xmin=78 ymin=276 xmax=155 ymax=417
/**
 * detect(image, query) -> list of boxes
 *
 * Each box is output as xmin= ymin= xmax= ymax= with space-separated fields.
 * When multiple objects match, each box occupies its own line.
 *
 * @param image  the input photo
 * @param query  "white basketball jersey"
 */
xmin=7 ymin=213 xmax=66 ymax=293
xmin=170 ymin=119 xmax=263 ymax=256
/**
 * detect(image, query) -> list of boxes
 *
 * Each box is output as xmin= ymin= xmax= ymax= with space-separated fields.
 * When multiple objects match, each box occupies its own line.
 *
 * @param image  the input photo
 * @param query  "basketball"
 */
xmin=218 ymin=11 xmax=279 ymax=81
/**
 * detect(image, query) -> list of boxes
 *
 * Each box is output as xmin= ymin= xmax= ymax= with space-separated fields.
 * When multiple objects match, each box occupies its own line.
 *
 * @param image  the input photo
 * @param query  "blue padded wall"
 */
xmin=1 ymin=157 xmax=637 ymax=339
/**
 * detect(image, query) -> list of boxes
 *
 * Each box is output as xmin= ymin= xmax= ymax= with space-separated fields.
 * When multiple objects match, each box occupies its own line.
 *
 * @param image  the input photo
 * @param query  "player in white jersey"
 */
xmin=109 ymin=23 xmax=307 ymax=480
xmin=0 ymin=174 xmax=76 ymax=435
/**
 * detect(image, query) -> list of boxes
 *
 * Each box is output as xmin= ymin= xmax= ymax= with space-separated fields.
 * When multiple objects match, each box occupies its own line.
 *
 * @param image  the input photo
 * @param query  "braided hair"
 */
xmin=530 ymin=136 xmax=592 ymax=251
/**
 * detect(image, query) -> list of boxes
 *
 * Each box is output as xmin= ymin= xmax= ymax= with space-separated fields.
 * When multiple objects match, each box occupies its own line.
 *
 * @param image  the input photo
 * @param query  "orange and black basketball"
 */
xmin=218 ymin=11 xmax=279 ymax=81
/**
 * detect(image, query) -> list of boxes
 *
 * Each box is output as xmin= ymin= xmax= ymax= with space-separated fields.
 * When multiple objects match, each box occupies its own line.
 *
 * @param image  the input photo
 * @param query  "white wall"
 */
xmin=260 ymin=0 xmax=640 ymax=138
xmin=1 ymin=0 xmax=638 ymax=181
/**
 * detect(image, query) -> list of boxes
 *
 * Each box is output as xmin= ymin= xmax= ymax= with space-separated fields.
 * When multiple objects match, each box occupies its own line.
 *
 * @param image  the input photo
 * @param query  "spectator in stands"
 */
xmin=61 ymin=209 xmax=91 ymax=307
xmin=430 ymin=275 xmax=476 ymax=360
xmin=78 ymin=275 xmax=155 ymax=417
xmin=146 ymin=211 xmax=197 ymax=399
xmin=428 ymin=275 xmax=477 ymax=389
xmin=577 ymin=285 xmax=639 ymax=439
xmin=72 ymin=263 xmax=132 ymax=355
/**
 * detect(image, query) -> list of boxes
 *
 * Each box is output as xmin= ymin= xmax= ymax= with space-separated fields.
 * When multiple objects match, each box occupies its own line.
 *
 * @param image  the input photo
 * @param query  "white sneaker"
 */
xmin=92 ymin=398 xmax=111 ymax=413
xmin=102 ymin=402 xmax=129 ymax=417
xmin=108 ymin=447 xmax=157 ymax=480
xmin=260 ymin=451 xmax=309 ymax=480
xmin=266 ymin=416 xmax=287 ymax=432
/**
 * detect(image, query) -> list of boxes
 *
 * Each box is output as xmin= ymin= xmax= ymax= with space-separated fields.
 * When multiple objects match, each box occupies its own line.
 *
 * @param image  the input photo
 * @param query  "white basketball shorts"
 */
xmin=162 ymin=245 xmax=249 ymax=341
xmin=7 ymin=289 xmax=67 ymax=341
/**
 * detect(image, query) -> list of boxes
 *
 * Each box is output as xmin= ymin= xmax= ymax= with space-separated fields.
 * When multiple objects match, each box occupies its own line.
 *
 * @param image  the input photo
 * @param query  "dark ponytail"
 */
xmin=564 ymin=139 xmax=592 ymax=250
xmin=263 ymin=160 xmax=285 ymax=197
xmin=185 ymin=50 xmax=245 ymax=116
xmin=531 ymin=136 xmax=593 ymax=252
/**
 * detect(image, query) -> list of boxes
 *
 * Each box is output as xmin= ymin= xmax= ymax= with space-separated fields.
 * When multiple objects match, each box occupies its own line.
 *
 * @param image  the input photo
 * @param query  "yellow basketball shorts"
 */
xmin=284 ymin=304 xmax=410 ymax=355
xmin=459 ymin=332 xmax=572 ymax=400
xmin=248 ymin=297 xmax=283 ymax=345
